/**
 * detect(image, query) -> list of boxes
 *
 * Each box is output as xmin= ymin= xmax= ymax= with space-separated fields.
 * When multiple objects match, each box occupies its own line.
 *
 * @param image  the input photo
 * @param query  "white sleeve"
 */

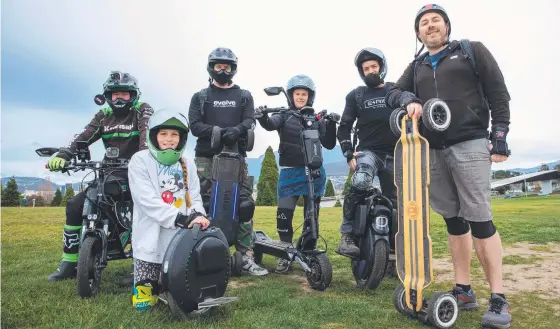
xmin=128 ymin=154 xmax=179 ymax=229
xmin=186 ymin=157 xmax=206 ymax=216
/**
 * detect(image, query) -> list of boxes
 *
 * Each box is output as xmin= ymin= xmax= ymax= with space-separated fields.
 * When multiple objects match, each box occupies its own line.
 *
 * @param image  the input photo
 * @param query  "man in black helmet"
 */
xmin=188 ymin=47 xmax=268 ymax=276
xmin=385 ymin=4 xmax=512 ymax=328
xmin=335 ymin=48 xmax=398 ymax=267
xmin=45 ymin=71 xmax=154 ymax=282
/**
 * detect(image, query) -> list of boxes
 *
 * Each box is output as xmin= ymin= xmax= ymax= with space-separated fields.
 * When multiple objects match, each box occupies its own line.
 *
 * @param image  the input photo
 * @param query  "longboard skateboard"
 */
xmin=394 ymin=114 xmax=433 ymax=312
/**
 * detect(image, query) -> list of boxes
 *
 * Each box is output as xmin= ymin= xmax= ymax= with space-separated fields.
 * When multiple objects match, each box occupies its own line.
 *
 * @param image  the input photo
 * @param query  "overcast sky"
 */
xmin=2 ymin=0 xmax=559 ymax=184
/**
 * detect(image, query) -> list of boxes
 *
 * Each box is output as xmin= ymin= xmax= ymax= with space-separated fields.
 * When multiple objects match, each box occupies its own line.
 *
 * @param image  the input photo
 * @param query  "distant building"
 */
xmin=37 ymin=178 xmax=55 ymax=203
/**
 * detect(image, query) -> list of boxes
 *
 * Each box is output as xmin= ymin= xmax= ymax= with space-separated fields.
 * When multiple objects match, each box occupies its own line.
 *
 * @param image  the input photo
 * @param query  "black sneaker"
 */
xmin=47 ymin=261 xmax=77 ymax=282
xmin=335 ymin=234 xmax=360 ymax=258
xmin=482 ymin=294 xmax=511 ymax=329
xmin=451 ymin=286 xmax=479 ymax=310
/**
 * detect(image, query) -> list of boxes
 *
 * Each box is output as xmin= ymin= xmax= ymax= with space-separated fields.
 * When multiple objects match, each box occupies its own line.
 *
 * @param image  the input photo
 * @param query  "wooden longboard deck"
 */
xmin=393 ymin=116 xmax=433 ymax=312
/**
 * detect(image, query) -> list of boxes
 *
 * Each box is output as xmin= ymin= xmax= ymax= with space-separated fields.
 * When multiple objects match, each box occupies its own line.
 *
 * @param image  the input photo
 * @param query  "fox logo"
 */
xmin=63 ymin=232 xmax=80 ymax=249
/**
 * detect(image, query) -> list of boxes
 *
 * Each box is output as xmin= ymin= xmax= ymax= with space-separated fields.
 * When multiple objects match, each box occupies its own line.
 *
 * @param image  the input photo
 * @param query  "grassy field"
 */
xmin=2 ymin=195 xmax=560 ymax=329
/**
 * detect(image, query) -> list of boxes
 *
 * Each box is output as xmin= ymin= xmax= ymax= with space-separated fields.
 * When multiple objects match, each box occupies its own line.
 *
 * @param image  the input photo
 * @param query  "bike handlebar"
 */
xmin=45 ymin=159 xmax=129 ymax=173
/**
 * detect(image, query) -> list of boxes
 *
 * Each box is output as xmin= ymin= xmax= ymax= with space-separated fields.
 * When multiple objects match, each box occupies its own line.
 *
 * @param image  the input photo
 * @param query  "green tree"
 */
xmin=297 ymin=195 xmax=305 ymax=207
xmin=539 ymin=163 xmax=550 ymax=172
xmin=325 ymin=179 xmax=335 ymax=197
xmin=521 ymin=181 xmax=526 ymax=193
xmin=26 ymin=194 xmax=46 ymax=207
xmin=2 ymin=177 xmax=21 ymax=207
xmin=51 ymin=188 xmax=63 ymax=206
xmin=61 ymin=186 xmax=76 ymax=206
xmin=343 ymin=168 xmax=352 ymax=195
xmin=555 ymin=164 xmax=560 ymax=171
xmin=256 ymin=146 xmax=279 ymax=206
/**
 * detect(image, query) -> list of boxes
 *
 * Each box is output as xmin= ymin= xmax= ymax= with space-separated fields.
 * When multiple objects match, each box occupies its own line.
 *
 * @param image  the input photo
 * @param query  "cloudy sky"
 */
xmin=2 ymin=0 xmax=559 ymax=184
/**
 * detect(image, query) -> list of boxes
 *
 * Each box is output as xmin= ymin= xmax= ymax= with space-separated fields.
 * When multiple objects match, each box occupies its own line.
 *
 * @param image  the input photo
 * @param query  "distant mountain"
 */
xmin=3 ymin=158 xmax=558 ymax=192
xmin=1 ymin=176 xmax=86 ymax=193
xmin=495 ymin=160 xmax=560 ymax=174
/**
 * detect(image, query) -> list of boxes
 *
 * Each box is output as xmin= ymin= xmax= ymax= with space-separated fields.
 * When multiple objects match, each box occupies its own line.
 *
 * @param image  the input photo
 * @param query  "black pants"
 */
xmin=276 ymin=195 xmax=321 ymax=243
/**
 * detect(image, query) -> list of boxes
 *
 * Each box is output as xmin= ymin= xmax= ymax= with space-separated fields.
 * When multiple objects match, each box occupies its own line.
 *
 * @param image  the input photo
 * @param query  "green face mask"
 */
xmin=147 ymin=110 xmax=190 ymax=165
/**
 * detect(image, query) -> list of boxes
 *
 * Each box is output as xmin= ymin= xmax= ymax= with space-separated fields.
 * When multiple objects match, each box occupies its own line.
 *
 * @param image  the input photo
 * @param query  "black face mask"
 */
xmin=213 ymin=70 xmax=233 ymax=85
xmin=364 ymin=73 xmax=384 ymax=88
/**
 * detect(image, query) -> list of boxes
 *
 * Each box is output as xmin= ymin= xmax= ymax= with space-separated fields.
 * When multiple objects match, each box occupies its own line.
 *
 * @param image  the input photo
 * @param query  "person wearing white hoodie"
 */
xmin=128 ymin=109 xmax=210 ymax=311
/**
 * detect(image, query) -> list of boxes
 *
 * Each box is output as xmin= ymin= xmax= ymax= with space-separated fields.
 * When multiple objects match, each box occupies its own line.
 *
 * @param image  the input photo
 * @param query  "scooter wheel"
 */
xmin=77 ymin=236 xmax=103 ymax=298
xmin=422 ymin=98 xmax=451 ymax=132
xmin=306 ymin=253 xmax=332 ymax=291
xmin=389 ymin=108 xmax=407 ymax=137
xmin=426 ymin=292 xmax=459 ymax=328
xmin=392 ymin=284 xmax=415 ymax=317
xmin=230 ymin=251 xmax=244 ymax=277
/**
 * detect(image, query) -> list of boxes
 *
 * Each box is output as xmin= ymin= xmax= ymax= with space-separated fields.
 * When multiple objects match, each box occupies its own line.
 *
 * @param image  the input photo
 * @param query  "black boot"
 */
xmin=48 ymin=226 xmax=81 ymax=282
xmin=48 ymin=261 xmax=77 ymax=282
xmin=335 ymin=233 xmax=360 ymax=258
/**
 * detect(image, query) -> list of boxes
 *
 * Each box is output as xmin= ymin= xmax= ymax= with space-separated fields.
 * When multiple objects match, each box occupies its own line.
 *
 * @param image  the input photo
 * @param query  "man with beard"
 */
xmin=335 ymin=48 xmax=398 ymax=267
xmin=385 ymin=4 xmax=512 ymax=329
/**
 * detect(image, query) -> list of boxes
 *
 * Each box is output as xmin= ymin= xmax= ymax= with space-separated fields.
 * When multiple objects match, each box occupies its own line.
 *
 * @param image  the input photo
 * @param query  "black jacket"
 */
xmin=258 ymin=108 xmax=336 ymax=167
xmin=58 ymin=102 xmax=153 ymax=161
xmin=337 ymin=84 xmax=398 ymax=156
xmin=385 ymin=40 xmax=511 ymax=149
xmin=188 ymin=84 xmax=255 ymax=158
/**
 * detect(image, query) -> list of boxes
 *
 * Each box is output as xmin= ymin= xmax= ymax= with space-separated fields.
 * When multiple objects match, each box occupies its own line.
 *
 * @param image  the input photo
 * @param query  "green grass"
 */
xmin=502 ymin=255 xmax=542 ymax=265
xmin=2 ymin=195 xmax=560 ymax=329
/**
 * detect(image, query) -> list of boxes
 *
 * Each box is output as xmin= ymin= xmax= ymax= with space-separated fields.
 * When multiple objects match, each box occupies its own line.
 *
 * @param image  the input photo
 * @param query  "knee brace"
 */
xmin=351 ymin=164 xmax=375 ymax=193
xmin=444 ymin=216 xmax=470 ymax=236
xmin=468 ymin=220 xmax=497 ymax=239
xmin=276 ymin=208 xmax=294 ymax=243
xmin=238 ymin=200 xmax=255 ymax=223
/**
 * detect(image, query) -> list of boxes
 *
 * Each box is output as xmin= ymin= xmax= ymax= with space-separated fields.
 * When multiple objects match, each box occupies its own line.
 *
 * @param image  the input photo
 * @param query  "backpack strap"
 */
xmin=198 ymin=88 xmax=209 ymax=116
xmin=459 ymin=39 xmax=488 ymax=109
xmin=240 ymin=89 xmax=250 ymax=107
xmin=354 ymin=86 xmax=367 ymax=112
xmin=412 ymin=52 xmax=429 ymax=96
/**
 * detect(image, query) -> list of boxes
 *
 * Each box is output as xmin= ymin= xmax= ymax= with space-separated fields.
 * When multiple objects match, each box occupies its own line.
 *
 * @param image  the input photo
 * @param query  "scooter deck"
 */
xmin=394 ymin=116 xmax=433 ymax=312
xmin=254 ymin=230 xmax=296 ymax=260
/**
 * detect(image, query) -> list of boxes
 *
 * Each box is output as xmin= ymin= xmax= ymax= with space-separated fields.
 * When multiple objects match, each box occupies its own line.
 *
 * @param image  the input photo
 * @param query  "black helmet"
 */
xmin=102 ymin=71 xmax=140 ymax=114
xmin=354 ymin=48 xmax=388 ymax=82
xmin=414 ymin=4 xmax=451 ymax=42
xmin=207 ymin=47 xmax=238 ymax=85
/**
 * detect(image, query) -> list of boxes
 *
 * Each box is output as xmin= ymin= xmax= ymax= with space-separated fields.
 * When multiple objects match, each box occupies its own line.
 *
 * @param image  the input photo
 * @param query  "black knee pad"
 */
xmin=468 ymin=220 xmax=497 ymax=239
xmin=238 ymin=200 xmax=255 ymax=223
xmin=444 ymin=216 xmax=470 ymax=236
xmin=276 ymin=208 xmax=294 ymax=240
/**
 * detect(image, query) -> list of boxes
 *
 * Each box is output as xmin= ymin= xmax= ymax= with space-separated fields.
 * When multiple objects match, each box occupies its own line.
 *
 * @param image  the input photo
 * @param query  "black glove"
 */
xmin=325 ymin=112 xmax=341 ymax=122
xmin=489 ymin=124 xmax=511 ymax=156
xmin=340 ymin=140 xmax=354 ymax=162
xmin=254 ymin=105 xmax=267 ymax=119
xmin=400 ymin=91 xmax=422 ymax=108
xmin=174 ymin=211 xmax=205 ymax=228
xmin=221 ymin=127 xmax=241 ymax=145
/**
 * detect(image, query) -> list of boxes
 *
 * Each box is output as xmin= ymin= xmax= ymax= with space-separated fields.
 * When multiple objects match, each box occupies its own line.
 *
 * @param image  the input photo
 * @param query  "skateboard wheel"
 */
xmin=392 ymin=284 xmax=415 ymax=317
xmin=422 ymin=98 xmax=451 ymax=132
xmin=210 ymin=126 xmax=222 ymax=149
xmin=231 ymin=251 xmax=244 ymax=277
xmin=305 ymin=253 xmax=332 ymax=291
xmin=426 ymin=292 xmax=459 ymax=328
xmin=389 ymin=108 xmax=407 ymax=137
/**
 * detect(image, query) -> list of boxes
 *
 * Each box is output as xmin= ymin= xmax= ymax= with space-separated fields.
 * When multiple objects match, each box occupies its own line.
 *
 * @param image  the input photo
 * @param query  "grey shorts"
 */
xmin=429 ymin=138 xmax=492 ymax=222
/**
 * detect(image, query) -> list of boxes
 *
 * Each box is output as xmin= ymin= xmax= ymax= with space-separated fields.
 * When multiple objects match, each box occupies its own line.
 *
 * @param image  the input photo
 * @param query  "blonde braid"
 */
xmin=179 ymin=157 xmax=192 ymax=208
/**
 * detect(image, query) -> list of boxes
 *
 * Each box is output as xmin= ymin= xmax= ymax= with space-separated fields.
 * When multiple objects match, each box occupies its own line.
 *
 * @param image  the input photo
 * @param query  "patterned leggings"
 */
xmin=133 ymin=258 xmax=161 ymax=285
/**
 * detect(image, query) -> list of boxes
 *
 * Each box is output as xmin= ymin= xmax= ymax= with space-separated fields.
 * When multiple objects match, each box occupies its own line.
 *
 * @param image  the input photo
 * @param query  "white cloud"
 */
xmin=2 ymin=0 xmax=559 ymax=174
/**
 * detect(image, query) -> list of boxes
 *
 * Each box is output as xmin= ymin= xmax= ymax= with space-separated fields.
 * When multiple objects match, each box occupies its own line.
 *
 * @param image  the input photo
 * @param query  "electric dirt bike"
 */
xmin=338 ymin=125 xmax=398 ymax=290
xmin=252 ymin=86 xmax=335 ymax=291
xmin=204 ymin=125 xmax=256 ymax=276
xmin=37 ymin=142 xmax=133 ymax=298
